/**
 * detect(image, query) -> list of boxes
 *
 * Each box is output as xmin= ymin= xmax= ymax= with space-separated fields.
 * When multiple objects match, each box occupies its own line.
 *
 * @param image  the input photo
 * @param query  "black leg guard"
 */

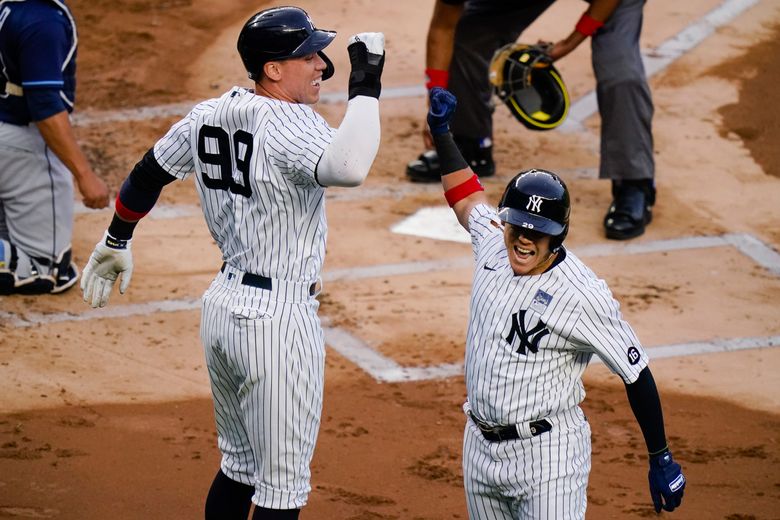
xmin=13 ymin=255 xmax=55 ymax=295
xmin=205 ymin=470 xmax=254 ymax=520
xmin=252 ymin=507 xmax=300 ymax=520
xmin=0 ymin=272 xmax=13 ymax=295
xmin=0 ymin=239 xmax=17 ymax=295
xmin=50 ymin=247 xmax=79 ymax=294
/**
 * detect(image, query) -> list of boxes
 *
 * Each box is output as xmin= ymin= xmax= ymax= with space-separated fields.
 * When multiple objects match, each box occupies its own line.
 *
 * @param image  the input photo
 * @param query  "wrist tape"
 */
xmin=104 ymin=232 xmax=129 ymax=250
xmin=575 ymin=12 xmax=604 ymax=37
xmin=445 ymin=175 xmax=484 ymax=207
xmin=425 ymin=68 xmax=449 ymax=90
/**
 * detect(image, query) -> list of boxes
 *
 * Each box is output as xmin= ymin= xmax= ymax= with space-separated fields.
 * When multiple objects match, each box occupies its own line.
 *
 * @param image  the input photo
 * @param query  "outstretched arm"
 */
xmin=548 ymin=0 xmax=622 ymax=61
xmin=426 ymin=88 xmax=488 ymax=230
xmin=625 ymin=367 xmax=687 ymax=513
xmin=316 ymin=33 xmax=385 ymax=187
xmin=81 ymin=149 xmax=177 ymax=308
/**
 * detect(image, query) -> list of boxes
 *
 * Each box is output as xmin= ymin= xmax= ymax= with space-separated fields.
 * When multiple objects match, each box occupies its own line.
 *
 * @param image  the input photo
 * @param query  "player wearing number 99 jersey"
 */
xmin=80 ymin=7 xmax=385 ymax=519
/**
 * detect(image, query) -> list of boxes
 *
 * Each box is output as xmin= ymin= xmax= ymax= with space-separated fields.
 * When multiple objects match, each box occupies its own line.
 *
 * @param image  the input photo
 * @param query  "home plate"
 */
xmin=390 ymin=206 xmax=470 ymax=243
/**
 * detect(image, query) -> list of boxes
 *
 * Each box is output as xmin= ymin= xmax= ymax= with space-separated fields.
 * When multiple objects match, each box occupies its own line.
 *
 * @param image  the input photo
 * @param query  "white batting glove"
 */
xmin=348 ymin=32 xmax=385 ymax=56
xmin=80 ymin=231 xmax=134 ymax=308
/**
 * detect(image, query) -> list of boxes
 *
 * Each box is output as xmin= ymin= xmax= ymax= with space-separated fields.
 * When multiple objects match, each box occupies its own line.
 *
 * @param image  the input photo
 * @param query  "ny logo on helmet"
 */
xmin=526 ymin=195 xmax=543 ymax=213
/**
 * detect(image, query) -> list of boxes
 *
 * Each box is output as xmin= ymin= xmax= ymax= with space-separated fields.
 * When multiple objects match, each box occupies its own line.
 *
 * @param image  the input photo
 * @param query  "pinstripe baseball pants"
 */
xmin=200 ymin=264 xmax=324 ymax=510
xmin=463 ymin=406 xmax=592 ymax=519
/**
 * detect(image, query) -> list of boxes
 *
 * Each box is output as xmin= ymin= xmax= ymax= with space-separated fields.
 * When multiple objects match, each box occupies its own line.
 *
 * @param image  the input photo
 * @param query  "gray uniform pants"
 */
xmin=449 ymin=0 xmax=654 ymax=181
xmin=0 ymin=121 xmax=74 ymax=271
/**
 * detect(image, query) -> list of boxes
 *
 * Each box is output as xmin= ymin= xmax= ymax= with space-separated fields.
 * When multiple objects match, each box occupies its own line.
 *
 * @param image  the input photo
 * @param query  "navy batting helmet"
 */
xmin=237 ymin=6 xmax=336 ymax=81
xmin=498 ymin=169 xmax=570 ymax=251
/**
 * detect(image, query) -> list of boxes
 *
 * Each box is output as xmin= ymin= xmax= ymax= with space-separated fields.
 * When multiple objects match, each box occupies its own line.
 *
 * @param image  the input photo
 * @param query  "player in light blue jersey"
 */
xmin=0 ymin=0 xmax=109 ymax=295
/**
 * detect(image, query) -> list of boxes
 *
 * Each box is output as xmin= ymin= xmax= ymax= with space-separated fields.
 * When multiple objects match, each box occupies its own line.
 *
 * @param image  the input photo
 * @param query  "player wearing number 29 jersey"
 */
xmin=427 ymin=87 xmax=685 ymax=519
xmin=81 ymin=7 xmax=386 ymax=519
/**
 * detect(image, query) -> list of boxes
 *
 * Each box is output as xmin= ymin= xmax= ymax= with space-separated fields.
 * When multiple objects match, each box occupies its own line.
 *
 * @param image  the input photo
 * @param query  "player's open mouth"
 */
xmin=311 ymin=79 xmax=321 ymax=87
xmin=514 ymin=246 xmax=534 ymax=257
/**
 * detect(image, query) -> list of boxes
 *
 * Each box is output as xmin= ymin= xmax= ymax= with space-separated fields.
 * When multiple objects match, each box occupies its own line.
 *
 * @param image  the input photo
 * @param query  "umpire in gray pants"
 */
xmin=407 ymin=0 xmax=655 ymax=240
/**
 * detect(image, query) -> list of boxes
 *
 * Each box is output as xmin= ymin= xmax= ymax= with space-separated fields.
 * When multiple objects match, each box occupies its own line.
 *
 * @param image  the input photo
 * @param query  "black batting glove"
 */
xmin=347 ymin=32 xmax=385 ymax=99
xmin=648 ymin=449 xmax=686 ymax=513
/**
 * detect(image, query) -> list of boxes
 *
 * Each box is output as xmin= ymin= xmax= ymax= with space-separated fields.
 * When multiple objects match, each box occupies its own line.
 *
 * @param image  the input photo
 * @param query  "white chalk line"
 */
xmin=2 ymin=232 xmax=778 ymax=382
xmin=22 ymin=0 xmax=774 ymax=382
xmin=71 ymin=0 xmax=760 ymax=129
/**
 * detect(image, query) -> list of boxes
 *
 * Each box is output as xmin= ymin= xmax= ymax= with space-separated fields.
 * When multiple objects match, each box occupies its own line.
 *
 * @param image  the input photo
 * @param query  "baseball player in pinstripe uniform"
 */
xmin=426 ymin=87 xmax=685 ymax=518
xmin=0 ymin=0 xmax=109 ymax=295
xmin=79 ymin=7 xmax=385 ymax=519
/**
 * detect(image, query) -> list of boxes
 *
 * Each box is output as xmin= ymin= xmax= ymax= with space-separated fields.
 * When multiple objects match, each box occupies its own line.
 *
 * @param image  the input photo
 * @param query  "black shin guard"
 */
xmin=205 ymin=470 xmax=254 ymax=520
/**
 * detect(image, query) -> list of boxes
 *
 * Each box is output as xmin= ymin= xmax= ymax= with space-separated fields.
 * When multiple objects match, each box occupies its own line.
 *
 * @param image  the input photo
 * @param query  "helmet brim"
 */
xmin=497 ymin=207 xmax=565 ymax=236
xmin=292 ymin=29 xmax=336 ymax=57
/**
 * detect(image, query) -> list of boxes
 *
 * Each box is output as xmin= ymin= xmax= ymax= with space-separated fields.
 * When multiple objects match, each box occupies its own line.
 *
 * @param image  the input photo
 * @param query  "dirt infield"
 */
xmin=1 ymin=0 xmax=779 ymax=519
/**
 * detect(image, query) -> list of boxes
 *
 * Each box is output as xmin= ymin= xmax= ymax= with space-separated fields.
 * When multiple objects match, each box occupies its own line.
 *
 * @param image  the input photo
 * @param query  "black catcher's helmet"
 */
xmin=498 ymin=169 xmax=571 ymax=251
xmin=237 ymin=6 xmax=336 ymax=81
xmin=489 ymin=43 xmax=570 ymax=131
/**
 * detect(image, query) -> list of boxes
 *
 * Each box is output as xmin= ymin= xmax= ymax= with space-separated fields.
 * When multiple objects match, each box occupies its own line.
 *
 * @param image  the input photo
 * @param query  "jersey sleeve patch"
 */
xmin=564 ymin=258 xmax=649 ymax=382
xmin=529 ymin=289 xmax=553 ymax=314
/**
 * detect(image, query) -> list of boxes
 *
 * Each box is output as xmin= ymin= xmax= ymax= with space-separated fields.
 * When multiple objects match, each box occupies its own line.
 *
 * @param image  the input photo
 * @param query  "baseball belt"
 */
xmin=467 ymin=410 xmax=552 ymax=442
xmin=220 ymin=262 xmax=318 ymax=297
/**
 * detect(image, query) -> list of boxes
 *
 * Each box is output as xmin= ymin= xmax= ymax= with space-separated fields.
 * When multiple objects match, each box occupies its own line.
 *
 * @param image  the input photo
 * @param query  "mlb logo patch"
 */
xmin=530 ymin=289 xmax=552 ymax=314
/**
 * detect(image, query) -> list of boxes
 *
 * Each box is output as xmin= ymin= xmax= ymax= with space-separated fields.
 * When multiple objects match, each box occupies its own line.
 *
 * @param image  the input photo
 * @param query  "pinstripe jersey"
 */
xmin=465 ymin=203 xmax=649 ymax=425
xmin=152 ymin=86 xmax=334 ymax=282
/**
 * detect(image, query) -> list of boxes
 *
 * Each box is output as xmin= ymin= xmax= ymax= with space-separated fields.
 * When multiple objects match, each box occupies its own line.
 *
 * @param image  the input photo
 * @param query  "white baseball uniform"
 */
xmin=152 ymin=86 xmax=334 ymax=509
xmin=462 ymin=203 xmax=649 ymax=519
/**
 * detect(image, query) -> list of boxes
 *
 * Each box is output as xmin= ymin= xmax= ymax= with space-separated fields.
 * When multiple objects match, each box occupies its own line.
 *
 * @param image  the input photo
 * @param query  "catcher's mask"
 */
xmin=489 ymin=43 xmax=570 ymax=131
xmin=237 ymin=6 xmax=336 ymax=82
xmin=498 ymin=169 xmax=570 ymax=251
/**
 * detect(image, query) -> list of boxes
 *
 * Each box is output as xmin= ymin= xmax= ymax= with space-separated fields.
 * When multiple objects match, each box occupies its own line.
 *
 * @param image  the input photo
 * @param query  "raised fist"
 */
xmin=427 ymin=87 xmax=457 ymax=136
xmin=347 ymin=32 xmax=385 ymax=99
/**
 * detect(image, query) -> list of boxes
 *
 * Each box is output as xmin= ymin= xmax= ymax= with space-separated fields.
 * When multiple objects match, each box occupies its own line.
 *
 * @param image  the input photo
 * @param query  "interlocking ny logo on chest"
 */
xmin=506 ymin=309 xmax=550 ymax=356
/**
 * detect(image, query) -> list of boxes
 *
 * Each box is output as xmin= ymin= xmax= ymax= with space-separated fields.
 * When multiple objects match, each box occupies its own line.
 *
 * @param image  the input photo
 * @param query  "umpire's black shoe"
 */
xmin=604 ymin=180 xmax=655 ymax=240
xmin=406 ymin=135 xmax=495 ymax=183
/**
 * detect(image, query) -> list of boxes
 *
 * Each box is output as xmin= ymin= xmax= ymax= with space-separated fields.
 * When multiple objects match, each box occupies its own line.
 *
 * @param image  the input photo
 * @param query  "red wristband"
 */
xmin=575 ymin=12 xmax=604 ymax=37
xmin=444 ymin=175 xmax=484 ymax=207
xmin=425 ymin=68 xmax=449 ymax=90
xmin=115 ymin=194 xmax=148 ymax=221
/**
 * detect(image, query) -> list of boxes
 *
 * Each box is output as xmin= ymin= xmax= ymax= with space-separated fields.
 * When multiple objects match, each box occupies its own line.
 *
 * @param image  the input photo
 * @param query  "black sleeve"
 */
xmin=108 ymin=148 xmax=177 ymax=240
xmin=432 ymin=132 xmax=468 ymax=176
xmin=126 ymin=148 xmax=178 ymax=192
xmin=624 ymin=366 xmax=668 ymax=455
